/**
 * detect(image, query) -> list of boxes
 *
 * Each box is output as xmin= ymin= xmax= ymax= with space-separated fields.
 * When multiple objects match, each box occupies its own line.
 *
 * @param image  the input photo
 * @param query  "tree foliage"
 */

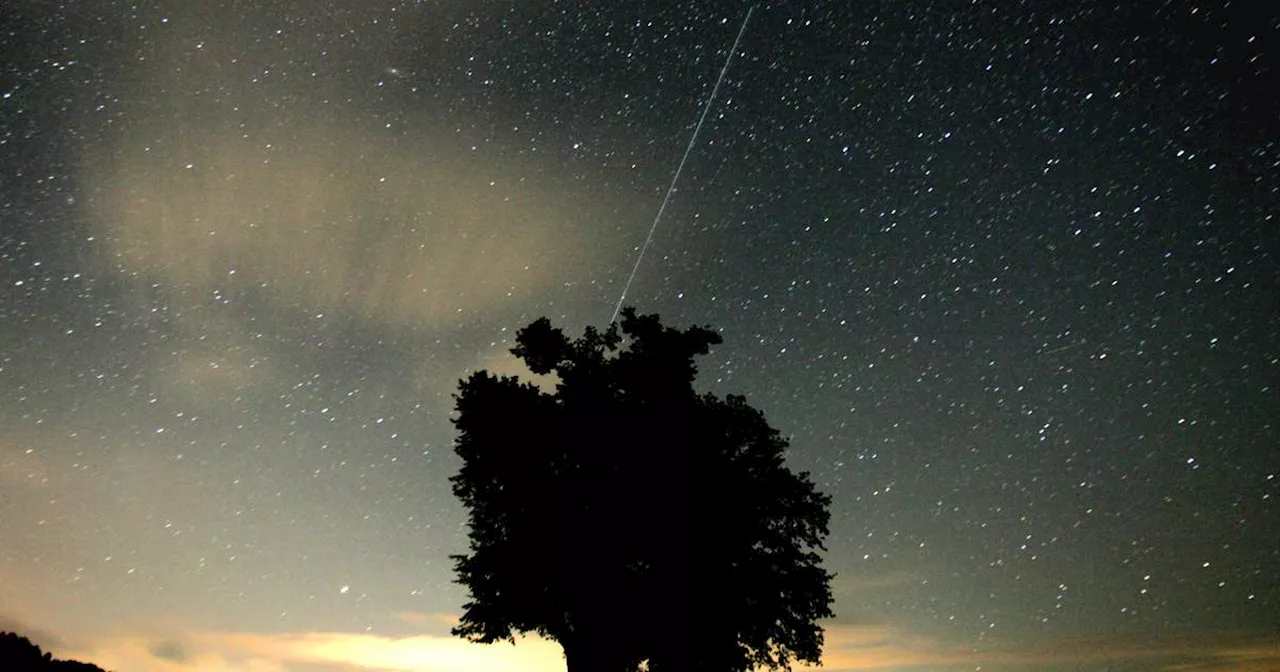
xmin=0 ymin=632 xmax=110 ymax=672
xmin=450 ymin=308 xmax=834 ymax=672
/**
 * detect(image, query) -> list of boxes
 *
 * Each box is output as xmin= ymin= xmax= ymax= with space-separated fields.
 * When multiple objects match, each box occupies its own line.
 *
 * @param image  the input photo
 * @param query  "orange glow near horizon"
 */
xmin=19 ymin=618 xmax=1276 ymax=672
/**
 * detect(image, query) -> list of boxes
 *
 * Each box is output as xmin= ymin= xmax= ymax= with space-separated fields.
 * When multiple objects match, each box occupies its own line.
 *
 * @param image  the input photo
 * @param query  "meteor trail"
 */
xmin=610 ymin=6 xmax=756 ymax=324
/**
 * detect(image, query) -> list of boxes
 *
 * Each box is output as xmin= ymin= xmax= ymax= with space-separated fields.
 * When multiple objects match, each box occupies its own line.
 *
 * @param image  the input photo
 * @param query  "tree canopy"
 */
xmin=0 ymin=632 xmax=109 ymax=672
xmin=450 ymin=308 xmax=834 ymax=672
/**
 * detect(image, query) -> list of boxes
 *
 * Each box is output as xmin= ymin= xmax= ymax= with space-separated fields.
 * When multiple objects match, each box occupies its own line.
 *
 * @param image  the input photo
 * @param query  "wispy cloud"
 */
xmin=20 ymin=612 xmax=1280 ymax=672
xmin=0 ymin=612 xmax=66 ymax=652
xmin=61 ymin=634 xmax=289 ymax=672
xmin=78 ymin=40 xmax=624 ymax=339
xmin=213 ymin=630 xmax=565 ymax=672
xmin=61 ymin=628 xmax=563 ymax=672
xmin=812 ymin=625 xmax=1280 ymax=671
xmin=391 ymin=611 xmax=462 ymax=631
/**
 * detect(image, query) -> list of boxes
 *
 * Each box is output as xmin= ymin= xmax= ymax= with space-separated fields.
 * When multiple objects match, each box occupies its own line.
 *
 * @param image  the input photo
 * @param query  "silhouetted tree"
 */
xmin=450 ymin=308 xmax=834 ymax=672
xmin=0 ymin=631 xmax=109 ymax=672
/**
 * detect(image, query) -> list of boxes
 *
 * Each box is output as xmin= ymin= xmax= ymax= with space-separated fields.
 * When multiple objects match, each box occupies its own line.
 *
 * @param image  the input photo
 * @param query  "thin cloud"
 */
xmin=16 ymin=612 xmax=1280 ymax=672
xmin=812 ymin=625 xmax=1280 ymax=671
xmin=66 ymin=634 xmax=289 ymax=672
xmin=392 ymin=612 xmax=462 ymax=632
xmin=199 ymin=630 xmax=565 ymax=672
xmin=0 ymin=613 xmax=66 ymax=652
xmin=48 ymin=629 xmax=560 ymax=672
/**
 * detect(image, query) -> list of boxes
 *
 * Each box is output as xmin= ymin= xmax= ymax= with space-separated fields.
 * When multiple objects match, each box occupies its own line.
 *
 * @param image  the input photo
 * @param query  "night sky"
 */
xmin=2 ymin=1 xmax=1277 ymax=671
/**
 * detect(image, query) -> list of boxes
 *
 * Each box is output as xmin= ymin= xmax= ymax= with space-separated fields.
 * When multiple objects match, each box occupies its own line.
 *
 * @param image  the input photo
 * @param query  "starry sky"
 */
xmin=1 ymin=1 xmax=1277 ymax=671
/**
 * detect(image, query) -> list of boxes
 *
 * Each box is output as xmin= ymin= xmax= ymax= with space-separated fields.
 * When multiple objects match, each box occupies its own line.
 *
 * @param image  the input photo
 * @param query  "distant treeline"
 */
xmin=0 ymin=632 xmax=108 ymax=672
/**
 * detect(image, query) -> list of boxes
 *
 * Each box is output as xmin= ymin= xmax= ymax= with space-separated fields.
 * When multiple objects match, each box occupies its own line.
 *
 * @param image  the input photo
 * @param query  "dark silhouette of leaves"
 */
xmin=450 ymin=308 xmax=834 ymax=672
xmin=0 ymin=631 xmax=110 ymax=672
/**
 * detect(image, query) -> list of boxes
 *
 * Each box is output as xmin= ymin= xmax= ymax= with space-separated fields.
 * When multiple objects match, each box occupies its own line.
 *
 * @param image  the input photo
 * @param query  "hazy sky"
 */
xmin=1 ymin=1 xmax=1276 ymax=671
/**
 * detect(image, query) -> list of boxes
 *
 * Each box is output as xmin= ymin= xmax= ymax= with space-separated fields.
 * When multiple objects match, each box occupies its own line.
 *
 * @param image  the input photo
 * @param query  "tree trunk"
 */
xmin=563 ymin=640 xmax=627 ymax=672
